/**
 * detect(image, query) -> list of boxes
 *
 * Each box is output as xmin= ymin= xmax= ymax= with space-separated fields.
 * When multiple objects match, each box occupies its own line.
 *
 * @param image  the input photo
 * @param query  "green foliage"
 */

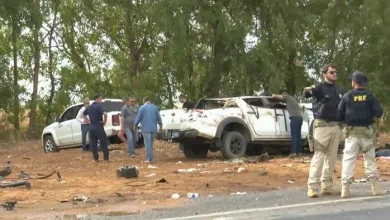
xmin=1 ymin=0 xmax=390 ymax=140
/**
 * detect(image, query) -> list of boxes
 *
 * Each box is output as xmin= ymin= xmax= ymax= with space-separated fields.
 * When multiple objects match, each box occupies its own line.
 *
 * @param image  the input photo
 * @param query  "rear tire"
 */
xmin=43 ymin=135 xmax=59 ymax=153
xmin=183 ymin=143 xmax=208 ymax=158
xmin=221 ymin=131 xmax=247 ymax=159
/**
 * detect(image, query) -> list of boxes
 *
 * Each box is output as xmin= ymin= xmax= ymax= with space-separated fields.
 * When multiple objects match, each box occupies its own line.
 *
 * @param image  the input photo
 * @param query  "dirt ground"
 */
xmin=1 ymin=135 xmax=390 ymax=220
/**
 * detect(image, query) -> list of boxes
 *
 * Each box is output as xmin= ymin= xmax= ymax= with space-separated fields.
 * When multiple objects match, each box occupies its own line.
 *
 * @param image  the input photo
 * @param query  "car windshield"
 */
xmin=101 ymin=101 xmax=123 ymax=112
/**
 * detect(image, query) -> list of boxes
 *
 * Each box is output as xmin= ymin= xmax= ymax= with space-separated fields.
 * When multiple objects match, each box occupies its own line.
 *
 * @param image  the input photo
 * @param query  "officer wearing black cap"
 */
xmin=83 ymin=94 xmax=109 ymax=162
xmin=337 ymin=71 xmax=383 ymax=198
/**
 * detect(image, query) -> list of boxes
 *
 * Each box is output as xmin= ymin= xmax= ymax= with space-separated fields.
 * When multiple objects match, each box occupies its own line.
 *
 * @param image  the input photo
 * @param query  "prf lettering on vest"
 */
xmin=353 ymin=95 xmax=367 ymax=102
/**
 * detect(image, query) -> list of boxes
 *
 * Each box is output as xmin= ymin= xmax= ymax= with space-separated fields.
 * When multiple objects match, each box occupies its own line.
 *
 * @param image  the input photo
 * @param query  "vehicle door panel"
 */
xmin=56 ymin=108 xmax=75 ymax=146
xmin=71 ymin=105 xmax=84 ymax=145
xmin=236 ymin=98 xmax=276 ymax=138
xmin=278 ymin=109 xmax=290 ymax=137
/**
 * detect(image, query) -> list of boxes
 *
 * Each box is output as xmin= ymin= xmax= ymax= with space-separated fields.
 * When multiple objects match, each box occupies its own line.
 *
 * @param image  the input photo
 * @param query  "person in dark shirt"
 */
xmin=83 ymin=94 xmax=109 ymax=162
xmin=303 ymin=63 xmax=344 ymax=198
xmin=337 ymin=71 xmax=383 ymax=198
xmin=179 ymin=94 xmax=194 ymax=110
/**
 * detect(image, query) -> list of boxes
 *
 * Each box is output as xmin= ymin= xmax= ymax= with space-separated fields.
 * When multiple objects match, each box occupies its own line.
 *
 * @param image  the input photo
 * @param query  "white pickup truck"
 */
xmin=158 ymin=96 xmax=314 ymax=159
xmin=41 ymin=99 xmax=143 ymax=153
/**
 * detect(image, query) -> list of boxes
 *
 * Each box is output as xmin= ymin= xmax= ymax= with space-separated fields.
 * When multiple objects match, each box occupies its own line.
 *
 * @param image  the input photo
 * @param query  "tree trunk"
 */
xmin=45 ymin=2 xmax=59 ymax=125
xmin=29 ymin=0 xmax=42 ymax=138
xmin=205 ymin=5 xmax=224 ymax=97
xmin=285 ymin=52 xmax=297 ymax=95
xmin=12 ymin=15 xmax=20 ymax=131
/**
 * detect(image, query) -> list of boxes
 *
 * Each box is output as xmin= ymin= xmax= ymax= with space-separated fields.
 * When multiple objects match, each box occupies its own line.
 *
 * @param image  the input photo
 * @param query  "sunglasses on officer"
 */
xmin=328 ymin=71 xmax=337 ymax=75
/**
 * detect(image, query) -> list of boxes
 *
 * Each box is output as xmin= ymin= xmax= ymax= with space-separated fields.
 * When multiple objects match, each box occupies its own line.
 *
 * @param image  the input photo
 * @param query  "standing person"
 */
xmin=337 ymin=71 xmax=383 ymax=198
xmin=179 ymin=94 xmax=194 ymax=110
xmin=134 ymin=97 xmax=162 ymax=164
xmin=303 ymin=63 xmax=344 ymax=198
xmin=76 ymin=98 xmax=90 ymax=151
xmin=272 ymin=94 xmax=304 ymax=158
xmin=120 ymin=96 xmax=139 ymax=158
xmin=83 ymin=94 xmax=109 ymax=162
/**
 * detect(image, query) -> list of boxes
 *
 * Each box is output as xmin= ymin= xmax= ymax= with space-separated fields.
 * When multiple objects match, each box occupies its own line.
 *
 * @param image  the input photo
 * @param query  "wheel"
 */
xmin=221 ymin=131 xmax=247 ymax=159
xmin=43 ymin=135 xmax=59 ymax=153
xmin=183 ymin=143 xmax=208 ymax=158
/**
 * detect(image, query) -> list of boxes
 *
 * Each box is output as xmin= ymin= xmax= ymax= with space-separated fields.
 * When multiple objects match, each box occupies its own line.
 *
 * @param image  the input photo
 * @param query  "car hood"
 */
xmin=43 ymin=122 xmax=59 ymax=131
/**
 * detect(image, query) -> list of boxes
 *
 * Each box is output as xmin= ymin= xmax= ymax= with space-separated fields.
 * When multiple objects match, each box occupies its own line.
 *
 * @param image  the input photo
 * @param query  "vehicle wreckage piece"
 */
xmin=18 ymin=170 xmax=58 ymax=180
xmin=0 ymin=161 xmax=12 ymax=177
xmin=0 ymin=181 xmax=31 ymax=189
xmin=116 ymin=166 xmax=139 ymax=179
xmin=1 ymin=201 xmax=17 ymax=211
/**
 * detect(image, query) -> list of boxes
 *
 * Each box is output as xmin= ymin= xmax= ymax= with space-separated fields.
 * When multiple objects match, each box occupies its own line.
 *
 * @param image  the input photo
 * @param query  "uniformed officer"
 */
xmin=303 ymin=63 xmax=344 ymax=198
xmin=337 ymin=71 xmax=383 ymax=198
xmin=83 ymin=94 xmax=109 ymax=162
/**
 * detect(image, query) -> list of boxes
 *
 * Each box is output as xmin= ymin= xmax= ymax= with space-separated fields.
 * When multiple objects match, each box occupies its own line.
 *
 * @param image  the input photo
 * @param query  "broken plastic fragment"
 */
xmin=171 ymin=193 xmax=180 ymax=199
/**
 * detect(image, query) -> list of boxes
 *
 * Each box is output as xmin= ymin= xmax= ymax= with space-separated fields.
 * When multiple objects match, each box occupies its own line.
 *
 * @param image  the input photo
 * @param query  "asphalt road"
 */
xmin=69 ymin=181 xmax=390 ymax=220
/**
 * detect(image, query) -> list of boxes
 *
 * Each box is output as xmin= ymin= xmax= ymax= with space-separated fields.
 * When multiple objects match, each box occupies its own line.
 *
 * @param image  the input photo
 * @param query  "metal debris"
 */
xmin=1 ymin=201 xmax=17 ymax=211
xmin=0 ymin=161 xmax=11 ymax=177
xmin=0 ymin=181 xmax=31 ymax=189
xmin=73 ymin=195 xmax=89 ymax=202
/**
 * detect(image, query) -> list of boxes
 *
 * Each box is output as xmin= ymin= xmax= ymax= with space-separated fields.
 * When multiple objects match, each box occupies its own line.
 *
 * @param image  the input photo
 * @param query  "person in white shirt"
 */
xmin=76 ymin=98 xmax=90 ymax=151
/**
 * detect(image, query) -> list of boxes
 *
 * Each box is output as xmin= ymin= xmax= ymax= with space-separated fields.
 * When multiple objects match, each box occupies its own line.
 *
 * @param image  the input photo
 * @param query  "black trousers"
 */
xmin=89 ymin=124 xmax=109 ymax=160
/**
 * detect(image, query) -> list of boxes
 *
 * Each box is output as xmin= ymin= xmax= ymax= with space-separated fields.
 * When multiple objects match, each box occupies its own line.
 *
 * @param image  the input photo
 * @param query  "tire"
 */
xmin=221 ymin=131 xmax=247 ymax=159
xmin=183 ymin=143 xmax=208 ymax=159
xmin=43 ymin=135 xmax=60 ymax=153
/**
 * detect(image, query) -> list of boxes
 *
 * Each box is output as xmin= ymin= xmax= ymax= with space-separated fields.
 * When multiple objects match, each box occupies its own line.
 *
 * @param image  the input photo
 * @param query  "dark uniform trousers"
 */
xmin=89 ymin=123 xmax=109 ymax=160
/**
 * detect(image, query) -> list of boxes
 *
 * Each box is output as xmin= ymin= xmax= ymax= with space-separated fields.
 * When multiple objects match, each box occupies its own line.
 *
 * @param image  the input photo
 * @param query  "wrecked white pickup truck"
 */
xmin=159 ymin=96 xmax=314 ymax=159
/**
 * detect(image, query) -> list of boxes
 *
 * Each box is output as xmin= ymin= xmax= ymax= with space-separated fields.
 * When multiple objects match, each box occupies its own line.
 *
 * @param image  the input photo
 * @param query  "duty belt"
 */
xmin=347 ymin=126 xmax=374 ymax=139
xmin=313 ymin=119 xmax=340 ymax=128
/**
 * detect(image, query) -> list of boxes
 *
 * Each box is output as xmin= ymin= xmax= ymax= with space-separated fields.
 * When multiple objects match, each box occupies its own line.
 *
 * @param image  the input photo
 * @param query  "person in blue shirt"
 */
xmin=134 ymin=97 xmax=162 ymax=163
xmin=83 ymin=94 xmax=109 ymax=162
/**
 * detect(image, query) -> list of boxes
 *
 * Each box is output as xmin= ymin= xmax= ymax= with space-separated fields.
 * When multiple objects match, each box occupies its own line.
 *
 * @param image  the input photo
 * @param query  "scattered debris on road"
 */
xmin=1 ymin=201 xmax=17 ymax=211
xmin=156 ymin=178 xmax=168 ymax=183
xmin=244 ymin=153 xmax=269 ymax=163
xmin=116 ymin=166 xmax=139 ymax=178
xmin=148 ymin=165 xmax=158 ymax=169
xmin=171 ymin=193 xmax=180 ymax=199
xmin=145 ymin=173 xmax=156 ymax=178
xmin=287 ymin=180 xmax=294 ymax=184
xmin=176 ymin=161 xmax=182 ymax=164
xmin=73 ymin=195 xmax=89 ymax=202
xmin=0 ymin=161 xmax=12 ymax=177
xmin=176 ymin=168 xmax=199 ymax=173
xmin=0 ymin=180 xmax=31 ymax=189
xmin=237 ymin=167 xmax=247 ymax=173
xmin=18 ymin=170 xmax=58 ymax=180
xmin=187 ymin=193 xmax=199 ymax=198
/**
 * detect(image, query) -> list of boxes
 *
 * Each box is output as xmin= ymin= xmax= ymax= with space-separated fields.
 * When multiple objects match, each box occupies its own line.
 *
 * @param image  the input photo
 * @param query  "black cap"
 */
xmin=348 ymin=71 xmax=368 ymax=86
xmin=93 ymin=94 xmax=102 ymax=100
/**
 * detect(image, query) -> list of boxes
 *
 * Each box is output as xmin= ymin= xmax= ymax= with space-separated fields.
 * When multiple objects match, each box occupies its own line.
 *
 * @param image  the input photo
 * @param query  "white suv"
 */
xmin=41 ymin=99 xmax=142 ymax=153
xmin=160 ymin=96 xmax=314 ymax=159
